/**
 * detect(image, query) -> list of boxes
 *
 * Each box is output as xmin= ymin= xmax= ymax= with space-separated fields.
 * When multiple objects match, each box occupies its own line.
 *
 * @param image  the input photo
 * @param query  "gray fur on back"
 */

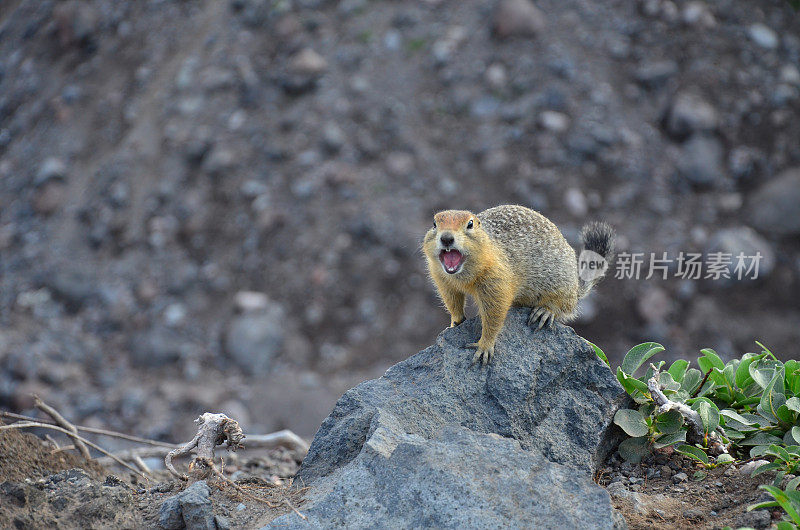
xmin=477 ymin=205 xmax=579 ymax=309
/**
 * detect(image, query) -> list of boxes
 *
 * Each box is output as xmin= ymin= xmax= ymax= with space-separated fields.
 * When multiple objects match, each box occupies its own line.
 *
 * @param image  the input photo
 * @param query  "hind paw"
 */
xmin=527 ymin=306 xmax=555 ymax=330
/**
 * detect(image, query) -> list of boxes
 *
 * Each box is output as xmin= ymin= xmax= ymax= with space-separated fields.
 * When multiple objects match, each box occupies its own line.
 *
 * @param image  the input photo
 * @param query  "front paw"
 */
xmin=450 ymin=317 xmax=465 ymax=328
xmin=466 ymin=342 xmax=495 ymax=366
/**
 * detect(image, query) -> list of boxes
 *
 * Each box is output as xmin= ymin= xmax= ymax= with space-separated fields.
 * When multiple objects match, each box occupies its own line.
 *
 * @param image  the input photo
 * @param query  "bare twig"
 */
xmin=1 ymin=411 xmax=175 ymax=448
xmin=166 ymin=413 xmax=245 ymax=480
xmin=690 ymin=369 xmax=713 ymax=398
xmin=33 ymin=395 xmax=91 ymax=459
xmin=646 ymin=363 xmax=728 ymax=455
xmin=244 ymin=430 xmax=310 ymax=455
xmin=0 ymin=421 xmax=149 ymax=480
xmin=132 ymin=455 xmax=151 ymax=474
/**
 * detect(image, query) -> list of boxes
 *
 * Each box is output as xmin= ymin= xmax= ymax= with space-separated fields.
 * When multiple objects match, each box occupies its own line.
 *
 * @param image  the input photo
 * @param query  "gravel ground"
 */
xmin=0 ymin=0 xmax=799 ymax=447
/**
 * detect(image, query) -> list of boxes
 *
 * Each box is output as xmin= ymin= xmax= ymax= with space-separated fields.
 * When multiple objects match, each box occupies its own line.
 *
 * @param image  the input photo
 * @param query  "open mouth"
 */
xmin=439 ymin=249 xmax=464 ymax=274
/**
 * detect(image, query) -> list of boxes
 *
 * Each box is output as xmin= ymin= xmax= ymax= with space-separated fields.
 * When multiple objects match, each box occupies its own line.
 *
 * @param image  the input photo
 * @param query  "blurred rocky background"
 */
xmin=0 ymin=0 xmax=799 ymax=446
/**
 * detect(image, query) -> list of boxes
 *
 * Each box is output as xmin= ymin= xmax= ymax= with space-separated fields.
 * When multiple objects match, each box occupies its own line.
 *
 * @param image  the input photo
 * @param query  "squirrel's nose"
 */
xmin=440 ymin=233 xmax=455 ymax=247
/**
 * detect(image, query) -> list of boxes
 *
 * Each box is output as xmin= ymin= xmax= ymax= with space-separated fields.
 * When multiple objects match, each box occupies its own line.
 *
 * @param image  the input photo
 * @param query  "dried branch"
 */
xmin=244 ymin=430 xmax=310 ymax=455
xmin=33 ymin=395 xmax=91 ymax=459
xmin=1 ymin=411 xmax=175 ymax=448
xmin=646 ymin=363 xmax=728 ymax=455
xmin=0 ymin=421 xmax=149 ymax=480
xmin=166 ymin=413 xmax=245 ymax=480
xmin=690 ymin=369 xmax=713 ymax=398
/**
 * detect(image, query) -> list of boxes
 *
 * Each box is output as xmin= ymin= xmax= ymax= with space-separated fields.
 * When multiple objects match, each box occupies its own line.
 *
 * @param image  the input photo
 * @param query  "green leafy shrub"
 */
xmin=596 ymin=340 xmax=800 ymax=525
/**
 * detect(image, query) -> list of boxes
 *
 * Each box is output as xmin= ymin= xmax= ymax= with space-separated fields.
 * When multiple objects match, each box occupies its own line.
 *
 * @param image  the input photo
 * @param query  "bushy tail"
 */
xmin=578 ymin=221 xmax=616 ymax=298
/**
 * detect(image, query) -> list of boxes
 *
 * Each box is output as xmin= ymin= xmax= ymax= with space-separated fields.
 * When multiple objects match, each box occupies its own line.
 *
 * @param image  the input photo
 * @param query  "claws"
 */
xmin=466 ymin=342 xmax=494 ymax=366
xmin=528 ymin=306 xmax=555 ymax=330
xmin=450 ymin=318 xmax=465 ymax=328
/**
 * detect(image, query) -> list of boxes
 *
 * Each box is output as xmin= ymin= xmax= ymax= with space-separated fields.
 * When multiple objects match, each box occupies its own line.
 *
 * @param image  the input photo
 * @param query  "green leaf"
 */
xmin=716 ymin=453 xmax=735 ymax=465
xmin=751 ymin=461 xmax=784 ymax=477
xmin=786 ymin=360 xmax=800 ymax=395
xmin=692 ymin=470 xmax=707 ymax=480
xmin=621 ymin=342 xmax=665 ymax=376
xmin=614 ymin=409 xmax=649 ymax=437
xmin=788 ymin=476 xmax=800 ymax=492
xmin=657 ymin=372 xmax=681 ymax=393
xmin=724 ymin=428 xmax=745 ymax=442
xmin=681 ymin=368 xmax=703 ymax=395
xmin=616 ymin=367 xmax=650 ymax=397
xmin=668 ymin=359 xmax=689 ymax=383
xmin=653 ymin=430 xmax=686 ymax=448
xmin=720 ymin=409 xmax=757 ymax=426
xmin=747 ymin=500 xmax=781 ymax=511
xmin=618 ymin=437 xmax=649 ymax=464
xmin=750 ymin=359 xmax=779 ymax=389
xmin=792 ymin=427 xmax=800 ymax=445
xmin=736 ymin=352 xmax=760 ymax=389
xmin=692 ymin=398 xmax=720 ymax=434
xmin=778 ymin=405 xmax=795 ymax=424
xmin=757 ymin=485 xmax=800 ymax=525
xmin=742 ymin=432 xmax=784 ymax=446
xmin=776 ymin=521 xmax=798 ymax=530
xmin=675 ymin=444 xmax=709 ymax=465
xmin=586 ymin=340 xmax=609 ymax=367
xmin=698 ymin=348 xmax=725 ymax=372
xmin=786 ymin=397 xmax=800 ymax=413
xmin=655 ymin=409 xmax=683 ymax=434
xmin=758 ymin=367 xmax=787 ymax=423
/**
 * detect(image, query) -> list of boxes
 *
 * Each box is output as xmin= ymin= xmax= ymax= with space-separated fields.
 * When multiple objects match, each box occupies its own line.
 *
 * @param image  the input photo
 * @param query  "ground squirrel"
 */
xmin=423 ymin=204 xmax=615 ymax=365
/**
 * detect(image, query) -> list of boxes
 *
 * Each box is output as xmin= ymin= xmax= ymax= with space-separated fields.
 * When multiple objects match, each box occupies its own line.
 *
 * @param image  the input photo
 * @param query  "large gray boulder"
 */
xmin=270 ymin=308 xmax=626 ymax=528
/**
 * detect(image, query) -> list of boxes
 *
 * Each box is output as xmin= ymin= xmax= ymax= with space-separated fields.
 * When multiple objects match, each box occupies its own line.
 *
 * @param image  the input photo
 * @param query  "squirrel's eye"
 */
xmin=467 ymin=219 xmax=473 ymax=229
xmin=432 ymin=220 xmax=437 ymax=229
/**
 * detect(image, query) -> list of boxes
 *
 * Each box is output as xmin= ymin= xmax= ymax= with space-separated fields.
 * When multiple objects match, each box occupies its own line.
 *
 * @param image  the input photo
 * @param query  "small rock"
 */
xmin=233 ymin=291 xmax=269 ymax=313
xmin=734 ymin=508 xmax=772 ymax=529
xmin=748 ymin=23 xmax=779 ymax=50
xmin=705 ymin=227 xmax=775 ymax=280
xmin=637 ymin=287 xmax=673 ymax=324
xmin=677 ymin=134 xmax=724 ymax=187
xmin=485 ymin=63 xmax=508 ymax=89
xmin=492 ymin=0 xmax=546 ymax=38
xmin=289 ymin=48 xmax=328 ymax=75
xmin=564 ymin=187 xmax=587 ymax=217
xmin=682 ymin=508 xmax=704 ymax=521
xmin=159 ymin=481 xmax=215 ymax=530
xmin=660 ymin=465 xmax=672 ymax=479
xmin=539 ymin=111 xmax=570 ymax=133
xmin=781 ymin=65 xmax=800 ymax=86
xmin=738 ymin=459 xmax=770 ymax=476
xmin=635 ymin=60 xmax=678 ymax=89
xmin=664 ymin=92 xmax=718 ymax=140
xmin=130 ymin=327 xmax=185 ymax=368
xmin=224 ymin=302 xmax=286 ymax=375
xmin=672 ymin=472 xmax=688 ymax=484
xmin=682 ymin=2 xmax=715 ymax=27
xmin=321 ymin=122 xmax=346 ymax=154
xmin=32 ymin=181 xmax=67 ymax=216
xmin=36 ymin=158 xmax=68 ymax=185
xmin=749 ymin=168 xmax=800 ymax=236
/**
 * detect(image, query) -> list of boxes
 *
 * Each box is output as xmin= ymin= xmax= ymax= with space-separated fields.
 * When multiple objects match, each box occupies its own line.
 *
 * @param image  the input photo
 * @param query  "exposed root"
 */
xmin=34 ymin=395 xmax=91 ymax=460
xmin=166 ymin=413 xmax=245 ymax=480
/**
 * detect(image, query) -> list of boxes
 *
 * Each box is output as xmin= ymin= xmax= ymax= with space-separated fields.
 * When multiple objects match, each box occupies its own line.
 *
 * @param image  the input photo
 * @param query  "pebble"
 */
xmin=539 ymin=111 xmax=570 ymax=133
xmin=672 ymin=472 xmax=688 ymax=484
xmin=738 ymin=459 xmax=770 ymax=476
xmin=748 ymin=23 xmax=779 ymax=50
xmin=289 ymin=48 xmax=328 ymax=75
xmin=634 ymin=60 xmax=678 ymax=89
xmin=492 ymin=0 xmax=546 ymax=38
xmin=677 ymin=134 xmax=724 ymax=187
xmin=664 ymin=92 xmax=718 ymax=139
xmin=749 ymin=168 xmax=800 ymax=236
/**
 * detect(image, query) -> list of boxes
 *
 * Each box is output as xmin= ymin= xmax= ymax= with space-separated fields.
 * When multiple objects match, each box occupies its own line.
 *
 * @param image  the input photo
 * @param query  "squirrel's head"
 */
xmin=423 ymin=210 xmax=482 ymax=276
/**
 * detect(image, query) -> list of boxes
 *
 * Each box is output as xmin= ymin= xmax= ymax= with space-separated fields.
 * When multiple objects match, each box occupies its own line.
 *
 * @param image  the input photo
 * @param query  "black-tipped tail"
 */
xmin=578 ymin=222 xmax=616 ymax=298
xmin=581 ymin=222 xmax=615 ymax=262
